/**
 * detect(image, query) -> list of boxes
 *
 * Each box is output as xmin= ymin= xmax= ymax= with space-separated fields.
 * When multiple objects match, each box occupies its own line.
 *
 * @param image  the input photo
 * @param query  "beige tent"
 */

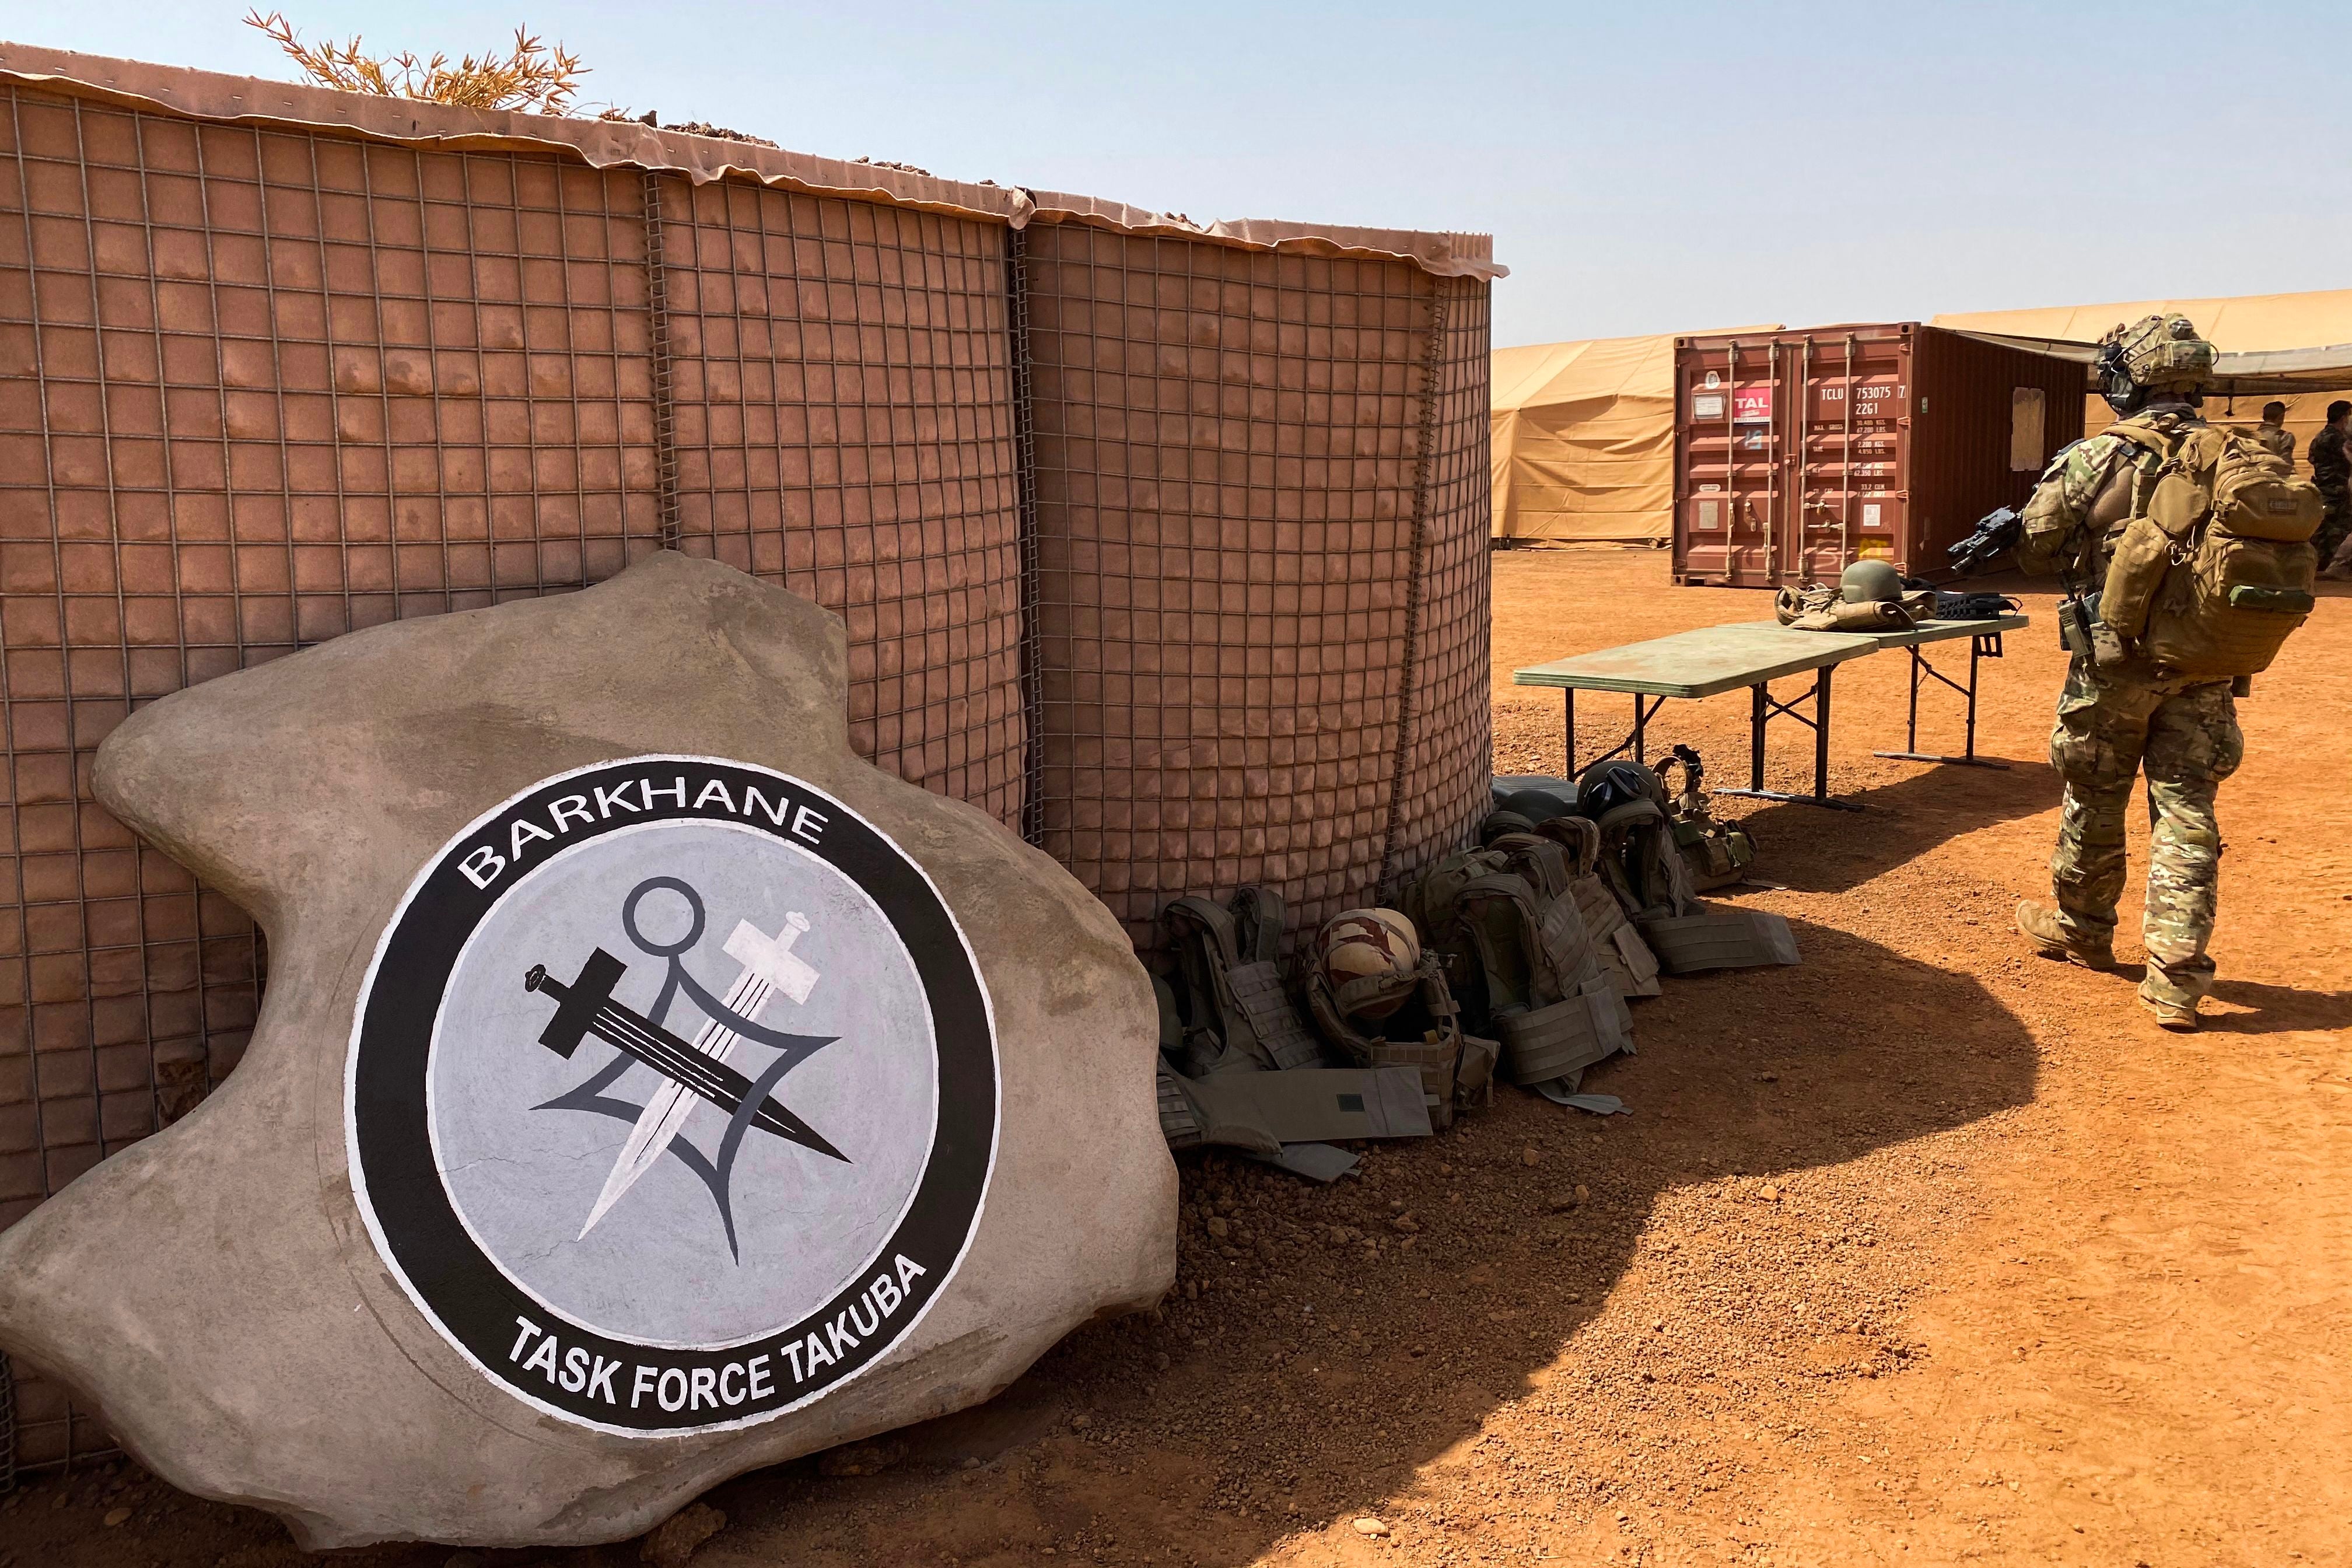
xmin=1933 ymin=288 xmax=2352 ymax=457
xmin=1494 ymin=290 xmax=2352 ymax=546
xmin=1490 ymin=327 xmax=1779 ymax=544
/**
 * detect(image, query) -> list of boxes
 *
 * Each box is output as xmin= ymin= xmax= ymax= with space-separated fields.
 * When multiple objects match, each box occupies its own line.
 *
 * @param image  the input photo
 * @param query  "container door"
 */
xmin=1793 ymin=335 xmax=1910 ymax=584
xmin=1678 ymin=344 xmax=1788 ymax=586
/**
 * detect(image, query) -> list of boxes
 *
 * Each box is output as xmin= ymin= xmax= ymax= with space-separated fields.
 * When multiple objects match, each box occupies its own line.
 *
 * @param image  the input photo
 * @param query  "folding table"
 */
xmin=1510 ymin=614 xmax=2029 ymax=811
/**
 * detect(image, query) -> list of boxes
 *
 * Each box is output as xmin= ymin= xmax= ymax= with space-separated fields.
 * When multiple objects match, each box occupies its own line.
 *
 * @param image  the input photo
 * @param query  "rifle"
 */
xmin=1946 ymin=505 xmax=2022 ymax=578
xmin=1947 ymin=505 xmax=2121 ymax=665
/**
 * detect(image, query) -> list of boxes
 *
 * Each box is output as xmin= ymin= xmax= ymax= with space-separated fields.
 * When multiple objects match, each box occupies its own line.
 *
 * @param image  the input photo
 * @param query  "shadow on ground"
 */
xmin=2190 ymin=975 xmax=2352 ymax=1035
xmin=671 ymin=909 xmax=2041 ymax=1568
xmin=1727 ymin=754 xmax=2059 ymax=895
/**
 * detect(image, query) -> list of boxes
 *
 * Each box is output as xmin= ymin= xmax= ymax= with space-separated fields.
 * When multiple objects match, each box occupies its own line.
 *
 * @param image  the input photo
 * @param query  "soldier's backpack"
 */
xmin=1574 ymin=758 xmax=1800 ymax=975
xmin=1411 ymin=833 xmax=1630 ymax=1091
xmin=1404 ymin=844 xmax=1511 ymax=974
xmin=1656 ymin=745 xmax=1756 ymax=892
xmin=1532 ymin=814 xmax=1662 ymax=999
xmin=1573 ymin=759 xmax=1696 ymax=922
xmin=1420 ymin=832 xmax=1608 ymax=1006
xmin=1162 ymin=888 xmax=1325 ymax=1077
xmin=2100 ymin=423 xmax=2319 ymax=681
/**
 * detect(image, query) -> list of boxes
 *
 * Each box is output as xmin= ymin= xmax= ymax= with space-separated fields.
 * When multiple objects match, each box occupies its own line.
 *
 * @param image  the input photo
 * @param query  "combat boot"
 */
xmin=2015 ymin=900 xmax=2114 ymax=970
xmin=2137 ymin=981 xmax=2199 ymax=1032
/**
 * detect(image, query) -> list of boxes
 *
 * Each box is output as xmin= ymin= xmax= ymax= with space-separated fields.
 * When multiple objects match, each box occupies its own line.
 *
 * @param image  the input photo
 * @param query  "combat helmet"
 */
xmin=1312 ymin=908 xmax=1422 ymax=1021
xmin=2097 ymin=313 xmax=2216 ymax=415
xmin=1838 ymin=558 xmax=1905 ymax=604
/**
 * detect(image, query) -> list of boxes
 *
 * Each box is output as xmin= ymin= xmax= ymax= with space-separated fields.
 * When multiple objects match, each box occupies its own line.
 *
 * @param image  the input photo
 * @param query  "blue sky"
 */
xmin=20 ymin=2 xmax=2351 ymax=346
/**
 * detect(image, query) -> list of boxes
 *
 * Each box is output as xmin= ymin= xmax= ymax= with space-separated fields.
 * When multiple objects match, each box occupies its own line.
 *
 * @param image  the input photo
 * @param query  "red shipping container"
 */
xmin=1672 ymin=323 xmax=2087 ymax=587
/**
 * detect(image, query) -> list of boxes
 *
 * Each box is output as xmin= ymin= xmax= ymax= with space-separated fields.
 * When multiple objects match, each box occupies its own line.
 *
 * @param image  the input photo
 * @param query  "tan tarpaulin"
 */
xmin=1933 ymin=289 xmax=2352 ymax=460
xmin=1490 ymin=326 xmax=1778 ymax=544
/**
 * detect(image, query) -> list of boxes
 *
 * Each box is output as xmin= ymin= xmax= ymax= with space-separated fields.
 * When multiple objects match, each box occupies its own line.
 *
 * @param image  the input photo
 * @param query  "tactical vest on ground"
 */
xmin=1408 ymin=834 xmax=1631 ymax=1091
xmin=1574 ymin=758 xmax=1800 ymax=975
xmin=1158 ymin=890 xmax=1452 ymax=1154
xmin=1531 ymin=814 xmax=1662 ymax=999
xmin=1443 ymin=822 xmax=1660 ymax=1000
xmin=1305 ymin=953 xmax=1495 ymax=1132
xmin=1162 ymin=888 xmax=1324 ymax=1076
xmin=1657 ymin=745 xmax=1756 ymax=892
xmin=2101 ymin=422 xmax=2318 ymax=681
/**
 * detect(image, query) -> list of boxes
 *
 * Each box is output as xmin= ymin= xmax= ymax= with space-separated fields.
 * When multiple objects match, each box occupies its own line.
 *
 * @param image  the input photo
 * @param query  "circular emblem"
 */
xmin=346 ymin=755 xmax=998 ymax=1434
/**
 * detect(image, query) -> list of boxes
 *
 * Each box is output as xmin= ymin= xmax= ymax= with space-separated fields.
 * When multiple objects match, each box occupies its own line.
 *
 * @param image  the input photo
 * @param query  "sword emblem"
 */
xmin=523 ymin=948 xmax=846 ymax=1166
xmin=574 ymin=915 xmax=822 ymax=1238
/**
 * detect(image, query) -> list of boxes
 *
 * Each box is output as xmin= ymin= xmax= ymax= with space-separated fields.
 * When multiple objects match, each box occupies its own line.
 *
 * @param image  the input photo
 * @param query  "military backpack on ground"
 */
xmin=1657 ymin=744 xmax=1756 ymax=892
xmin=2101 ymin=422 xmax=2318 ymax=681
xmin=1573 ymin=758 xmax=1698 ymax=922
xmin=1408 ymin=835 xmax=1630 ymax=1093
xmin=1530 ymin=814 xmax=1662 ymax=999
xmin=1574 ymin=758 xmax=1800 ymax=975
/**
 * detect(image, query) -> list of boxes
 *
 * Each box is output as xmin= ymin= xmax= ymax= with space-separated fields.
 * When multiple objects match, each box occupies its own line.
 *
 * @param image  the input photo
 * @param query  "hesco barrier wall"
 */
xmin=0 ymin=44 xmax=1497 ymax=1476
xmin=1024 ymin=229 xmax=1492 ymax=942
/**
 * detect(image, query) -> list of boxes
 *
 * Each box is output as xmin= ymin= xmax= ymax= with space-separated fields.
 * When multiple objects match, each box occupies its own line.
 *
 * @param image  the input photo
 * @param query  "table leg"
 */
xmin=1872 ymin=632 xmax=2010 ymax=769
xmin=1750 ymin=683 xmax=1766 ymax=791
xmin=1904 ymin=646 xmax=1922 ymax=752
xmin=1714 ymin=670 xmax=1864 ymax=811
xmin=1814 ymin=662 xmax=1832 ymax=800
xmin=1964 ymin=634 xmax=1982 ymax=761
xmin=1560 ymin=692 xmax=1667 ymax=777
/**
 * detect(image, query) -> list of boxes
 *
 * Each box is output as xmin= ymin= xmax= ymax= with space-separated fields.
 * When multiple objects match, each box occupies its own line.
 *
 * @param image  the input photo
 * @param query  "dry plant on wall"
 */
xmin=242 ymin=10 xmax=586 ymax=114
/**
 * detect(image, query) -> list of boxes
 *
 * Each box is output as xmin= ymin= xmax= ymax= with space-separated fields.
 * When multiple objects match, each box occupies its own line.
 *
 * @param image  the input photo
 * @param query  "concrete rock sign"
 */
xmin=0 ymin=554 xmax=1174 ymax=1548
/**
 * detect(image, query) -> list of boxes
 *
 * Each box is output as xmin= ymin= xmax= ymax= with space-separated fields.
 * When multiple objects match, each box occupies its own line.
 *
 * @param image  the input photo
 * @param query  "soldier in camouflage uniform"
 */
xmin=2312 ymin=400 xmax=2352 ymax=580
xmin=2013 ymin=314 xmax=2239 ymax=1031
xmin=2253 ymin=401 xmax=2294 ymax=463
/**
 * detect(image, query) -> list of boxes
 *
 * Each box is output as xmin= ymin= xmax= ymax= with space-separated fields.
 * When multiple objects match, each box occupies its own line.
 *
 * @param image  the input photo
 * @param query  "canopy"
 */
xmin=1934 ymin=289 xmax=2352 ymax=446
xmin=1941 ymin=329 xmax=2352 ymax=396
xmin=1933 ymin=288 xmax=2352 ymax=352
xmin=1490 ymin=326 xmax=1779 ymax=544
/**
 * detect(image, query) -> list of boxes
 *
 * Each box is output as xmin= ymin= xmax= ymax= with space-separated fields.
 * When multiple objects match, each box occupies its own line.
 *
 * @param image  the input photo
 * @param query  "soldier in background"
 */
xmin=2254 ymin=401 xmax=2294 ymax=461
xmin=2011 ymin=314 xmax=2238 ymax=1031
xmin=2315 ymin=400 xmax=2352 ymax=580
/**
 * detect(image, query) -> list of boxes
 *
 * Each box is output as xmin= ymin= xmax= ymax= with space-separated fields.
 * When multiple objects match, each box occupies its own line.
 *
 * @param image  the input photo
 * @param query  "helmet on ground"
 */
xmin=1497 ymin=785 xmax=1574 ymax=824
xmin=1839 ymin=558 xmax=1905 ymax=604
xmin=1573 ymin=760 xmax=1664 ymax=832
xmin=2098 ymin=313 xmax=2215 ymax=414
xmin=1314 ymin=908 xmax=1422 ymax=1020
xmin=1478 ymin=809 xmax=1536 ymax=844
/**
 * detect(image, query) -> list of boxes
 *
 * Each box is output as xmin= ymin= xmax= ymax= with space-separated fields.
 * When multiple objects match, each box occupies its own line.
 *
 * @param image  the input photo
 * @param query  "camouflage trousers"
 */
xmin=2316 ymin=486 xmax=2352 ymax=568
xmin=2046 ymin=657 xmax=2242 ymax=1003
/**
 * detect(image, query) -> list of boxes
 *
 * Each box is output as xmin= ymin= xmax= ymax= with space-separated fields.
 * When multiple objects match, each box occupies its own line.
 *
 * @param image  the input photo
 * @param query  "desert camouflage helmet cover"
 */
xmin=1314 ymin=908 xmax=1422 ymax=1020
xmin=2102 ymin=313 xmax=2217 ymax=391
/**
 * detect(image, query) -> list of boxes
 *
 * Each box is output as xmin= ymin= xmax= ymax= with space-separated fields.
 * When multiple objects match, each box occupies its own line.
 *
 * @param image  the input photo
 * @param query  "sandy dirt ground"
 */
xmin=2 ymin=547 xmax=2346 ymax=1568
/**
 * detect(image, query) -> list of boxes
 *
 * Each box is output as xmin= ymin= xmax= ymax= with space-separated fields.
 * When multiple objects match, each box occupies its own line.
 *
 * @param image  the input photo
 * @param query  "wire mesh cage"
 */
xmin=0 ymin=66 xmax=1493 ymax=1479
xmin=1022 ymin=228 xmax=1490 ymax=948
